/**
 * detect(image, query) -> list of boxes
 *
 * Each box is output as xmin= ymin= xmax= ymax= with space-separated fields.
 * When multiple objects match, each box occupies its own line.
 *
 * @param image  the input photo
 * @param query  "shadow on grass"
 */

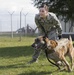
xmin=0 ymin=63 xmax=32 ymax=69
xmin=0 ymin=62 xmax=51 ymax=70
xmin=18 ymin=71 xmax=52 ymax=75
xmin=0 ymin=63 xmax=71 ymax=75
xmin=18 ymin=69 xmax=72 ymax=75
xmin=0 ymin=46 xmax=33 ymax=58
xmin=18 ymin=70 xmax=60 ymax=75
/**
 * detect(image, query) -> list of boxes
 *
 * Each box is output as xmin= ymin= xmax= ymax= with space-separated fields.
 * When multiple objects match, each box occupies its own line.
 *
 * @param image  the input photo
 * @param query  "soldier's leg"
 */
xmin=28 ymin=49 xmax=41 ymax=64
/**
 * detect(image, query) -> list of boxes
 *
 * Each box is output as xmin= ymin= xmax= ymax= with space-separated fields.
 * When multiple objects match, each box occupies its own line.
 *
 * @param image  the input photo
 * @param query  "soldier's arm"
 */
xmin=52 ymin=14 xmax=62 ymax=35
xmin=35 ymin=14 xmax=42 ymax=33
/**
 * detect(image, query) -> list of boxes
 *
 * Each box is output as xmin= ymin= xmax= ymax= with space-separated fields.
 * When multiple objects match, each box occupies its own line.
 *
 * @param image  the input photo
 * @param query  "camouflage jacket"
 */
xmin=35 ymin=12 xmax=62 ymax=35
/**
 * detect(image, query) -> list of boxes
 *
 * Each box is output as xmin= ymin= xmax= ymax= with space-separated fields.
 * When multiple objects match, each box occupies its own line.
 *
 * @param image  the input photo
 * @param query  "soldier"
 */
xmin=28 ymin=4 xmax=62 ymax=64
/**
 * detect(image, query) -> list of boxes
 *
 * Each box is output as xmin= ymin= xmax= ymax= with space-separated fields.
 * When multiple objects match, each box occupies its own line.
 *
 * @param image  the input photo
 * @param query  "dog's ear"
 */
xmin=50 ymin=40 xmax=58 ymax=48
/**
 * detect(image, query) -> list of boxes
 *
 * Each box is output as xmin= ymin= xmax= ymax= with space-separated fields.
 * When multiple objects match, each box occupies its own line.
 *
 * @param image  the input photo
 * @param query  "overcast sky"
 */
xmin=0 ymin=0 xmax=38 ymax=13
xmin=0 ymin=0 xmax=39 ymax=31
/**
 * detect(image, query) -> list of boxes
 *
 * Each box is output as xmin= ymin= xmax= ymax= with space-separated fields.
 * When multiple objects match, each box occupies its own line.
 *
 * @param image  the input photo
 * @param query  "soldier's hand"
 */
xmin=58 ymin=35 xmax=62 ymax=39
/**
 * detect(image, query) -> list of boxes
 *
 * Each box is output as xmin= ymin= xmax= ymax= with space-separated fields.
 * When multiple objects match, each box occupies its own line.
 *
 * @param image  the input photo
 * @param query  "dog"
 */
xmin=32 ymin=36 xmax=74 ymax=72
xmin=31 ymin=36 xmax=65 ymax=69
xmin=43 ymin=36 xmax=74 ymax=72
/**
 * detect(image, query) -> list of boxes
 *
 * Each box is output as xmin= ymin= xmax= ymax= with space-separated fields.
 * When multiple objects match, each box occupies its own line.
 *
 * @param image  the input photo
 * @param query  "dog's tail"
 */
xmin=69 ymin=36 xmax=73 ymax=48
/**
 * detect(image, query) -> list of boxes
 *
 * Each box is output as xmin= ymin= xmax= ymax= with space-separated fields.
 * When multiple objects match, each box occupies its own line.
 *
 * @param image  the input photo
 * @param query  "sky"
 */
xmin=0 ymin=0 xmax=39 ymax=31
xmin=0 ymin=0 xmax=38 ymax=13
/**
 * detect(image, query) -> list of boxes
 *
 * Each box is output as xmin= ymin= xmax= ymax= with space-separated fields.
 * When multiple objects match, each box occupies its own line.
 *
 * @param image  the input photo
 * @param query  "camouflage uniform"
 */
xmin=30 ymin=12 xmax=62 ymax=63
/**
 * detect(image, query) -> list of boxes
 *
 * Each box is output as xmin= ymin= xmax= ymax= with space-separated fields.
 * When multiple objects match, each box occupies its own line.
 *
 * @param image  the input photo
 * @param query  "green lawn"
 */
xmin=0 ymin=36 xmax=74 ymax=75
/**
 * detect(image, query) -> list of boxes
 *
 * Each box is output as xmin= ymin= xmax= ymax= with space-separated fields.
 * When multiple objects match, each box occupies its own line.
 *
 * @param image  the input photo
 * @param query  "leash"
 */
xmin=43 ymin=43 xmax=60 ymax=69
xmin=38 ymin=20 xmax=48 ymax=37
xmin=44 ymin=48 xmax=60 ymax=69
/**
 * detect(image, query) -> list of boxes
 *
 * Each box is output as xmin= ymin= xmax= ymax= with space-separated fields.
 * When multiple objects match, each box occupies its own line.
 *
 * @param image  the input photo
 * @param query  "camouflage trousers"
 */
xmin=32 ymin=30 xmax=59 ymax=60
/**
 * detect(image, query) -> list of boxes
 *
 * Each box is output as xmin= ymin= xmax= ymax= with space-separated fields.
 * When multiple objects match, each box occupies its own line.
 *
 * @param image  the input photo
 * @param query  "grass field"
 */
xmin=0 ymin=36 xmax=74 ymax=75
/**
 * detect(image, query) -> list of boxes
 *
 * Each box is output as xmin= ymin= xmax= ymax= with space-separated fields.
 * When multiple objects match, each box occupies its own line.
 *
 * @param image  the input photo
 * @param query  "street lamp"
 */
xmin=8 ymin=11 xmax=15 ymax=38
xmin=23 ymin=13 xmax=28 ymax=34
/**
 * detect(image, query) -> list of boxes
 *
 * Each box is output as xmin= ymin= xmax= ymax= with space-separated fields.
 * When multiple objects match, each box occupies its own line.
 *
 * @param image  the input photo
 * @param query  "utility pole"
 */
xmin=8 ymin=11 xmax=14 ymax=38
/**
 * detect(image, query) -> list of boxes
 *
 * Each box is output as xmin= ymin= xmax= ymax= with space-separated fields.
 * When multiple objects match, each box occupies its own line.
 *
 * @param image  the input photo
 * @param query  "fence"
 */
xmin=0 ymin=11 xmax=38 ymax=38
